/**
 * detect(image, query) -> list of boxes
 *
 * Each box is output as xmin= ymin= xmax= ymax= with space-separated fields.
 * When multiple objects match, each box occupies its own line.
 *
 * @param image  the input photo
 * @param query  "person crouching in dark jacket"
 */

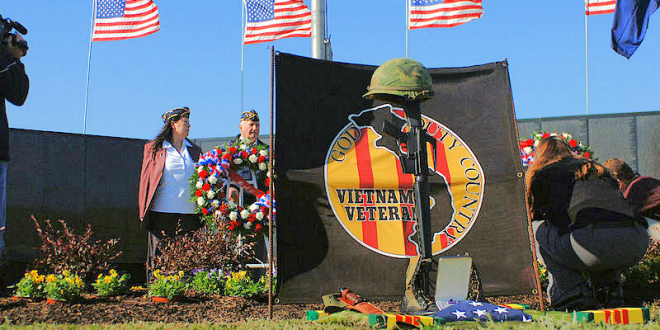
xmin=526 ymin=136 xmax=648 ymax=311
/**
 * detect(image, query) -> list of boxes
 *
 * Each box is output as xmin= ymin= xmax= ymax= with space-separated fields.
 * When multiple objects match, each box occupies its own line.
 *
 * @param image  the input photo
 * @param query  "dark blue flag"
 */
xmin=434 ymin=301 xmax=533 ymax=322
xmin=611 ymin=0 xmax=660 ymax=58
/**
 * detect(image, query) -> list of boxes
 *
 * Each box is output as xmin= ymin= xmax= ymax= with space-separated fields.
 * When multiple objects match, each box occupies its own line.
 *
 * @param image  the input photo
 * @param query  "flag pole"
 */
xmin=241 ymin=1 xmax=246 ymax=113
xmin=83 ymin=0 xmax=97 ymax=135
xmin=405 ymin=0 xmax=409 ymax=58
xmin=585 ymin=5 xmax=590 ymax=117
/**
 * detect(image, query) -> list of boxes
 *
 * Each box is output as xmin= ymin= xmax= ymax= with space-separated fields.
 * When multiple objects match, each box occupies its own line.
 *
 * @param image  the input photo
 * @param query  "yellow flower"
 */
xmin=46 ymin=274 xmax=57 ymax=283
xmin=154 ymin=270 xmax=161 ymax=278
xmin=97 ymin=274 xmax=103 ymax=280
xmin=65 ymin=277 xmax=74 ymax=284
xmin=231 ymin=271 xmax=246 ymax=281
xmin=110 ymin=269 xmax=118 ymax=276
xmin=35 ymin=275 xmax=45 ymax=284
xmin=173 ymin=275 xmax=180 ymax=281
xmin=75 ymin=277 xmax=83 ymax=286
xmin=104 ymin=276 xmax=112 ymax=284
xmin=178 ymin=270 xmax=184 ymax=277
xmin=29 ymin=270 xmax=38 ymax=277
xmin=62 ymin=270 xmax=71 ymax=277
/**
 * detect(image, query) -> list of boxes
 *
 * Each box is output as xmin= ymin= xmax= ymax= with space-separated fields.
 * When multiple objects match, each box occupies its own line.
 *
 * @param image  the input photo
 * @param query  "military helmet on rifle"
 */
xmin=363 ymin=58 xmax=434 ymax=102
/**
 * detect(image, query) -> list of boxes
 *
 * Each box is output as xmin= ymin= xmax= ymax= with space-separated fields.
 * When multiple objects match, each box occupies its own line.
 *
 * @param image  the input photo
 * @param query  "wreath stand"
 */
xmin=233 ymin=168 xmax=275 ymax=271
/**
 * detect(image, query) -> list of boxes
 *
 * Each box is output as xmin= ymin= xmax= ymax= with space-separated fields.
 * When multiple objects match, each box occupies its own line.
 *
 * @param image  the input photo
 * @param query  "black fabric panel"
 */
xmin=422 ymin=63 xmax=534 ymax=296
xmin=276 ymin=53 xmax=534 ymax=303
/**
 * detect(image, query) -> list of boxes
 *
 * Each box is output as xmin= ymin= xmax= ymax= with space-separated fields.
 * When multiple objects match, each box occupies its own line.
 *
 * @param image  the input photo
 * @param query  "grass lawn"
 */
xmin=0 ymin=309 xmax=658 ymax=330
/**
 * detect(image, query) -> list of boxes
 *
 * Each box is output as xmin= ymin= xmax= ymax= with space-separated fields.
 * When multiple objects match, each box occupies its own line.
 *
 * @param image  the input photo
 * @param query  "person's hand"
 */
xmin=5 ymin=34 xmax=27 ymax=59
xmin=227 ymin=186 xmax=239 ymax=203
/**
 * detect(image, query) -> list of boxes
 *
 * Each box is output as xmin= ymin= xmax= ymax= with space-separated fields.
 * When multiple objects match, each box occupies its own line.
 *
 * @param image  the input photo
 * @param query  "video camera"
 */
xmin=0 ymin=14 xmax=28 ymax=52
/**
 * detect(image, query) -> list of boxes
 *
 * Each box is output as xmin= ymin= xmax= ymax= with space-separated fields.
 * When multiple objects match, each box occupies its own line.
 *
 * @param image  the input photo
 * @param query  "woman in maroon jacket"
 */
xmin=138 ymin=107 xmax=202 ymax=280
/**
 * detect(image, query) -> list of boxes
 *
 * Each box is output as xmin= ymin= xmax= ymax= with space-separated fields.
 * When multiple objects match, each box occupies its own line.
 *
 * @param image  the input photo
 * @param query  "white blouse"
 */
xmin=150 ymin=140 xmax=196 ymax=214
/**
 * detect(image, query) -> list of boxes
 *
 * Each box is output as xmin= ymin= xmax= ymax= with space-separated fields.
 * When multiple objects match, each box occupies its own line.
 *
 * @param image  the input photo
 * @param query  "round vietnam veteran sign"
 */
xmin=324 ymin=104 xmax=485 ymax=258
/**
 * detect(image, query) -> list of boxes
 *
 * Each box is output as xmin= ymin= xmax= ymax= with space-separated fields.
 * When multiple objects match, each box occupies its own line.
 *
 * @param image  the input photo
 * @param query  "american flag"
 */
xmin=92 ymin=0 xmax=160 ymax=42
xmin=243 ymin=0 xmax=312 ymax=45
xmin=409 ymin=0 xmax=483 ymax=30
xmin=435 ymin=301 xmax=533 ymax=322
xmin=586 ymin=0 xmax=616 ymax=15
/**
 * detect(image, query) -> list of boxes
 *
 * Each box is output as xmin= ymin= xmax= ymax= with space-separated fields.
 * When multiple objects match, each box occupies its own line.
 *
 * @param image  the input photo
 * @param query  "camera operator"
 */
xmin=0 ymin=28 xmax=29 ymax=258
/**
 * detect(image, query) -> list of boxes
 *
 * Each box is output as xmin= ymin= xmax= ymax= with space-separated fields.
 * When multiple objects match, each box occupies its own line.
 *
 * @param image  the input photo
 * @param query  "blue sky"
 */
xmin=2 ymin=1 xmax=659 ymax=140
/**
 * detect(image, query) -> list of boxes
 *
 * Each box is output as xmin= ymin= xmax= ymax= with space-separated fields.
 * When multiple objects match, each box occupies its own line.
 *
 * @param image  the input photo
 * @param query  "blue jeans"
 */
xmin=533 ymin=218 xmax=647 ymax=309
xmin=0 ymin=161 xmax=6 ymax=258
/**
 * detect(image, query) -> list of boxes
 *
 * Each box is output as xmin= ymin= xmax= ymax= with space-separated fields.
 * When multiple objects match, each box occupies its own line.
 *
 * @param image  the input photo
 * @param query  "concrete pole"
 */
xmin=311 ymin=0 xmax=326 ymax=60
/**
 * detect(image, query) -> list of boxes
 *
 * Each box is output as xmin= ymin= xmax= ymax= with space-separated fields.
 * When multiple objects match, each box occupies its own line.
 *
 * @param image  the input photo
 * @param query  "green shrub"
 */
xmin=10 ymin=270 xmax=46 ymax=298
xmin=93 ymin=269 xmax=131 ymax=297
xmin=623 ymin=241 xmax=660 ymax=286
xmin=224 ymin=271 xmax=270 ymax=299
xmin=148 ymin=270 xmax=187 ymax=300
xmin=190 ymin=269 xmax=225 ymax=295
xmin=44 ymin=270 xmax=85 ymax=302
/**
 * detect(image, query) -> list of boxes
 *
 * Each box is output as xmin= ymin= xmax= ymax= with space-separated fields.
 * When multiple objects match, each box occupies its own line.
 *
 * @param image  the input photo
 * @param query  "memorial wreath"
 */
xmin=520 ymin=130 xmax=593 ymax=166
xmin=189 ymin=139 xmax=273 ymax=237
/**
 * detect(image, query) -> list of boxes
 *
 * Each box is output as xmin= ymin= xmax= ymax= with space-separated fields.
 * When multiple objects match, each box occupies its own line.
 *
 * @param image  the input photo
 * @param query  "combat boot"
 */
xmin=401 ymin=255 xmax=438 ymax=315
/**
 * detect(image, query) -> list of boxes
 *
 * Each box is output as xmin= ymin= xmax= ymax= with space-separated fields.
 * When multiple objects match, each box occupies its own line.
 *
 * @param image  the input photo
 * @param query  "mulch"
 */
xmin=0 ymin=289 xmax=657 ymax=325
xmin=0 ymin=292 xmax=541 ymax=325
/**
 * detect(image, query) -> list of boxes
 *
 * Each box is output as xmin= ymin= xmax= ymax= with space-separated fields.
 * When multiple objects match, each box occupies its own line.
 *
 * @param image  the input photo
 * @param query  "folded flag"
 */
xmin=434 ymin=301 xmax=533 ymax=322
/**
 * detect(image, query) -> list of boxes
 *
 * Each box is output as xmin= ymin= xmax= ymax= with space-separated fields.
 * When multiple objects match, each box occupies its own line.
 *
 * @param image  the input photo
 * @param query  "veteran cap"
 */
xmin=162 ymin=107 xmax=190 ymax=123
xmin=241 ymin=109 xmax=260 ymax=122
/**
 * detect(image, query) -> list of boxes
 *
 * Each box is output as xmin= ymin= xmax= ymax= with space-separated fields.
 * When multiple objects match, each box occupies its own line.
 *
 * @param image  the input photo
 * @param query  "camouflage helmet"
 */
xmin=363 ymin=58 xmax=434 ymax=101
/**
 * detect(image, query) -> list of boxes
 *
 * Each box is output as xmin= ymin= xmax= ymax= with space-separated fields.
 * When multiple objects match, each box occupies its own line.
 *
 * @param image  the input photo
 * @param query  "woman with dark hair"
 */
xmin=138 ymin=107 xmax=203 ymax=279
xmin=526 ymin=136 xmax=648 ymax=311
xmin=603 ymin=158 xmax=660 ymax=221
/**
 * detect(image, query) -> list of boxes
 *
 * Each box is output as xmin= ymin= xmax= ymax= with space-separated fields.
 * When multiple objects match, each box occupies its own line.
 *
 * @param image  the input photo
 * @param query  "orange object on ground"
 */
xmin=338 ymin=287 xmax=385 ymax=315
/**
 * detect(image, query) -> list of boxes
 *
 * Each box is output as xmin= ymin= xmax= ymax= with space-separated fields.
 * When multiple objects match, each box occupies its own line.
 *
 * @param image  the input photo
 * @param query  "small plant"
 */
xmin=537 ymin=260 xmax=548 ymax=291
xmin=30 ymin=216 xmax=122 ymax=282
xmin=44 ymin=270 xmax=85 ymax=302
xmin=92 ymin=269 xmax=131 ymax=297
xmin=190 ymin=269 xmax=225 ymax=295
xmin=148 ymin=269 xmax=187 ymax=300
xmin=10 ymin=270 xmax=46 ymax=299
xmin=624 ymin=242 xmax=660 ymax=287
xmin=152 ymin=227 xmax=253 ymax=273
xmin=224 ymin=271 xmax=269 ymax=299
